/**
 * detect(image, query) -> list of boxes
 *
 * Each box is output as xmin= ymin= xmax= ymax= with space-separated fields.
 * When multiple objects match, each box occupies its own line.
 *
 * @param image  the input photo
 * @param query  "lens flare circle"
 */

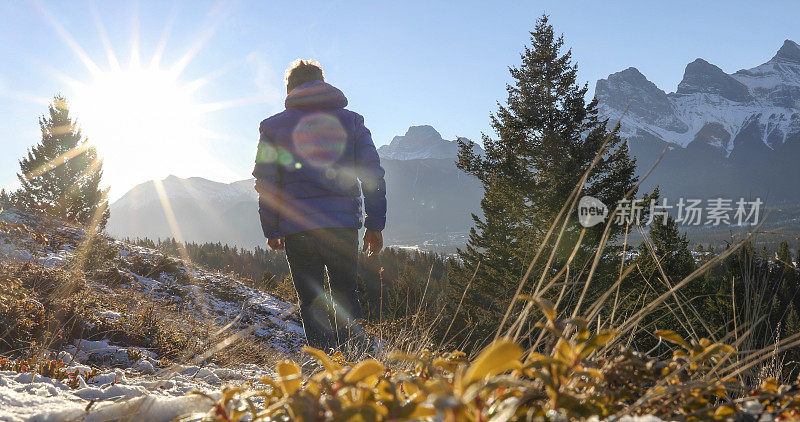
xmin=291 ymin=112 xmax=347 ymax=167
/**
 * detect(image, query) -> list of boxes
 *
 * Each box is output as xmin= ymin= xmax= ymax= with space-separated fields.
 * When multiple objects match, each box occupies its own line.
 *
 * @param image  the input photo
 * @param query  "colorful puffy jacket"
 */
xmin=253 ymin=81 xmax=386 ymax=238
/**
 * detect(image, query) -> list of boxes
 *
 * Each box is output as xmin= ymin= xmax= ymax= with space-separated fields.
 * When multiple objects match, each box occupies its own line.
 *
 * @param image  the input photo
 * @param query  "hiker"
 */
xmin=253 ymin=59 xmax=386 ymax=353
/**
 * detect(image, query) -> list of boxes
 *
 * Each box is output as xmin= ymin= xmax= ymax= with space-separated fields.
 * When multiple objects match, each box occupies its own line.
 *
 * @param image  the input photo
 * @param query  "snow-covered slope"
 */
xmin=0 ymin=207 xmax=304 ymax=420
xmin=377 ymin=125 xmax=482 ymax=160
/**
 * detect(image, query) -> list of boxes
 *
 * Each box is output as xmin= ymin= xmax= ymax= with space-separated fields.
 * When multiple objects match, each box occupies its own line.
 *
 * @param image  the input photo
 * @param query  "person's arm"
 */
xmin=253 ymin=125 xmax=284 ymax=249
xmin=354 ymin=114 xmax=386 ymax=256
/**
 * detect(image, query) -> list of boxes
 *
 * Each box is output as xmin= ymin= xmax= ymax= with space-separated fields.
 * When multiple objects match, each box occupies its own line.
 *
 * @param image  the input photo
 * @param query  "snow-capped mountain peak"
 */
xmin=593 ymin=40 xmax=800 ymax=203
xmin=377 ymin=125 xmax=483 ymax=160
xmin=770 ymin=39 xmax=800 ymax=64
xmin=732 ymin=40 xmax=800 ymax=100
xmin=400 ymin=125 xmax=443 ymax=144
xmin=676 ymin=58 xmax=753 ymax=102
xmin=595 ymin=67 xmax=688 ymax=134
xmin=597 ymin=39 xmax=800 ymax=154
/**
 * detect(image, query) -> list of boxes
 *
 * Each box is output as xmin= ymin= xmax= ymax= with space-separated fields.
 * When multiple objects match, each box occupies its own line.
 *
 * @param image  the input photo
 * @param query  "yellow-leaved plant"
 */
xmin=180 ymin=300 xmax=800 ymax=421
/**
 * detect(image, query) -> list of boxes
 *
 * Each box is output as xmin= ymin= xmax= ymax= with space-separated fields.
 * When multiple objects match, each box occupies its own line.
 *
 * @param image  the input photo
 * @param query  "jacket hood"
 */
xmin=285 ymin=81 xmax=348 ymax=109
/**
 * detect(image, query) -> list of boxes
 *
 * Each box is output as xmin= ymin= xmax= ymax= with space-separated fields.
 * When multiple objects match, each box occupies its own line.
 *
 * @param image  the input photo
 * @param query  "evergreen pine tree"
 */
xmin=694 ymin=244 xmax=710 ymax=264
xmin=15 ymin=95 xmax=109 ymax=229
xmin=0 ymin=189 xmax=10 ymax=208
xmin=451 ymin=15 xmax=638 ymax=341
xmin=637 ymin=213 xmax=696 ymax=284
xmin=778 ymin=241 xmax=792 ymax=267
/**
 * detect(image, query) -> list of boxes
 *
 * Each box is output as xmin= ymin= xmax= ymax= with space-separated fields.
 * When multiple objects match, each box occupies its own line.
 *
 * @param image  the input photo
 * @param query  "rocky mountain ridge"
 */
xmin=595 ymin=39 xmax=800 ymax=202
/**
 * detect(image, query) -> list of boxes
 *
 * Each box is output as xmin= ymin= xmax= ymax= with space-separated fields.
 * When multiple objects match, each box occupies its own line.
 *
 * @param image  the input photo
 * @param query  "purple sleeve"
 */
xmin=253 ymin=124 xmax=282 ymax=238
xmin=354 ymin=114 xmax=386 ymax=231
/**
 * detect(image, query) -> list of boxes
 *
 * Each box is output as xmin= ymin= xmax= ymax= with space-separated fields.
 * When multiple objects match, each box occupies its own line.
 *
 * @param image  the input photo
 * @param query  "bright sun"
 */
xmin=32 ymin=2 xmax=257 ymax=199
xmin=76 ymin=67 xmax=199 ymax=151
xmin=72 ymin=66 xmax=205 ymax=184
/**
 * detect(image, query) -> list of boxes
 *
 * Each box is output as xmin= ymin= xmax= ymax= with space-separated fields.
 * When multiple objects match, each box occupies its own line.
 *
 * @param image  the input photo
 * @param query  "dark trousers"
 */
xmin=284 ymin=227 xmax=366 ymax=352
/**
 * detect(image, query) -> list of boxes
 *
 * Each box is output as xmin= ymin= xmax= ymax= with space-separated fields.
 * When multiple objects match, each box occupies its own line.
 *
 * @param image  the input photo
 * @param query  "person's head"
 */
xmin=285 ymin=59 xmax=324 ymax=93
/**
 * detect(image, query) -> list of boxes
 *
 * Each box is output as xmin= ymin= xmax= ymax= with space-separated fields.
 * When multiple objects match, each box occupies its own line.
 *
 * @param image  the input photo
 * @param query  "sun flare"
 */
xmin=71 ymin=65 xmax=204 ymax=179
xmin=76 ymin=67 xmax=198 ymax=148
xmin=24 ymin=0 xmax=258 ymax=199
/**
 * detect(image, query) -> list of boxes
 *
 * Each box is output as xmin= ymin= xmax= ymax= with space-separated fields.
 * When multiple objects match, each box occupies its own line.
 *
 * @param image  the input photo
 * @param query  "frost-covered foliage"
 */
xmin=0 ymin=206 xmax=306 ymax=420
xmin=0 ymin=206 xmax=304 ymax=358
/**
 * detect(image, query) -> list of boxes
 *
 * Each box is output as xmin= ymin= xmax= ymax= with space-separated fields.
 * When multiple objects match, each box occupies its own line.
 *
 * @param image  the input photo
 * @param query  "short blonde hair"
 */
xmin=285 ymin=59 xmax=324 ymax=92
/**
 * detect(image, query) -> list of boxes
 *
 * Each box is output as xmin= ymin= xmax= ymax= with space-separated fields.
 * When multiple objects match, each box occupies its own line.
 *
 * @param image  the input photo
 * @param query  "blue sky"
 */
xmin=1 ymin=0 xmax=798 ymax=199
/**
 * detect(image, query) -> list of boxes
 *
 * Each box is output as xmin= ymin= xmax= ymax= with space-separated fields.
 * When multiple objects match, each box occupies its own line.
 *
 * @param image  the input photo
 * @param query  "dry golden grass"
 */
xmin=180 ymin=128 xmax=800 ymax=421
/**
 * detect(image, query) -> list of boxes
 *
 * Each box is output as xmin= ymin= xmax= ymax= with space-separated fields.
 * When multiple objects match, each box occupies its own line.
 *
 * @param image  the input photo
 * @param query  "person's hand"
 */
xmin=267 ymin=237 xmax=285 ymax=250
xmin=362 ymin=229 xmax=383 ymax=258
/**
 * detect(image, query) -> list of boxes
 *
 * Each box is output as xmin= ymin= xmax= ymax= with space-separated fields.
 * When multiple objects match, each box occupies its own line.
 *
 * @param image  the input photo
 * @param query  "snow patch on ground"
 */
xmin=0 ymin=208 xmax=302 ymax=420
xmin=0 ymin=351 xmax=273 ymax=422
xmin=0 ymin=367 xmax=221 ymax=422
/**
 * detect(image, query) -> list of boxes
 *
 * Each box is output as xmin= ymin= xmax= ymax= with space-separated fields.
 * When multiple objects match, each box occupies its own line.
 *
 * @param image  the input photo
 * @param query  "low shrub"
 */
xmin=187 ymin=302 xmax=800 ymax=421
xmin=0 ymin=272 xmax=48 ymax=352
xmin=0 ymin=262 xmax=192 ymax=362
xmin=126 ymin=253 xmax=191 ymax=283
xmin=0 ymin=354 xmax=99 ymax=388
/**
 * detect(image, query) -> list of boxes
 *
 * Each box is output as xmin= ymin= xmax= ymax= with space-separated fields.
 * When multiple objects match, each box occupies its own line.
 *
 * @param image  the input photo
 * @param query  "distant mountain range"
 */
xmin=109 ymin=40 xmax=800 ymax=250
xmin=108 ymin=126 xmax=483 ymax=251
xmin=108 ymin=176 xmax=260 ymax=247
xmin=596 ymin=39 xmax=800 ymax=201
